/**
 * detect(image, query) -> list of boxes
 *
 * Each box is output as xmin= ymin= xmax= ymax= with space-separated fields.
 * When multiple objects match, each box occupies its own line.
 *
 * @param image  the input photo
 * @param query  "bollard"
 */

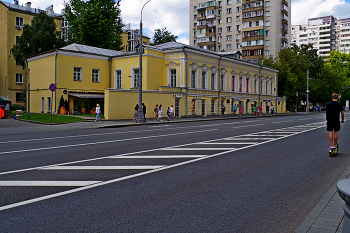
xmin=337 ymin=179 xmax=350 ymax=233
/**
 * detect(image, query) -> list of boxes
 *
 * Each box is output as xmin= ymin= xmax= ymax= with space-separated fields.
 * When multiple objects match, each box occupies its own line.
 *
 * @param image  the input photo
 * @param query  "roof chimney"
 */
xmin=25 ymin=2 xmax=31 ymax=11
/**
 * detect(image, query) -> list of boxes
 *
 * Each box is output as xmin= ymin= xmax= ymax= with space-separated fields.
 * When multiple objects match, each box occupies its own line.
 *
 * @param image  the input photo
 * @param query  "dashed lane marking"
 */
xmin=0 ymin=181 xmax=101 ymax=186
xmin=39 ymin=166 xmax=165 ymax=170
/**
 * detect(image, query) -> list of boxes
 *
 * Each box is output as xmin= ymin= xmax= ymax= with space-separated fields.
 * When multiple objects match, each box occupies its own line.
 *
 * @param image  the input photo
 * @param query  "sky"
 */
xmin=3 ymin=0 xmax=350 ymax=45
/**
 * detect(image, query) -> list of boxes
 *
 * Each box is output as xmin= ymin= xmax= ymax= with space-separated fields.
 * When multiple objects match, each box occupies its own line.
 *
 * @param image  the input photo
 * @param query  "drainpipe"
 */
xmin=109 ymin=56 xmax=112 ymax=89
xmin=182 ymin=47 xmax=188 ymax=117
xmin=54 ymin=50 xmax=58 ymax=113
xmin=4 ymin=76 xmax=7 ymax=99
xmin=218 ymin=54 xmax=223 ymax=115
xmin=258 ymin=64 xmax=262 ymax=107
xmin=25 ymin=60 xmax=28 ymax=113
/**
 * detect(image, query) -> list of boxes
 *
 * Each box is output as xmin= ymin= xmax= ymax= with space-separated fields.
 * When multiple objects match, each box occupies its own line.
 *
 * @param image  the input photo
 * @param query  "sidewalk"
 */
xmin=295 ymin=166 xmax=350 ymax=233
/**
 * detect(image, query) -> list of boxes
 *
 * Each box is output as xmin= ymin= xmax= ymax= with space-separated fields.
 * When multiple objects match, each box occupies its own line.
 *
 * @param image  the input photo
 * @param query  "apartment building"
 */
xmin=0 ymin=0 xmax=63 ymax=105
xmin=121 ymin=23 xmax=150 ymax=52
xmin=291 ymin=16 xmax=337 ymax=57
xmin=189 ymin=0 xmax=291 ymax=63
xmin=339 ymin=18 xmax=350 ymax=54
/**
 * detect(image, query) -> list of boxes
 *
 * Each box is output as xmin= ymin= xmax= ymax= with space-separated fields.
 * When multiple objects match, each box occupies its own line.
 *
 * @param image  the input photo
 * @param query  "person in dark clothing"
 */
xmin=142 ymin=103 xmax=146 ymax=122
xmin=326 ymin=93 xmax=344 ymax=152
xmin=64 ymin=99 xmax=69 ymax=115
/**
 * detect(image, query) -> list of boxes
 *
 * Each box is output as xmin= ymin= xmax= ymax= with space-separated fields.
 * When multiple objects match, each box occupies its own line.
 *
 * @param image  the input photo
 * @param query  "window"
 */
xmin=16 ymin=73 xmax=23 ymax=84
xmin=226 ymin=26 xmax=232 ymax=32
xmin=231 ymin=76 xmax=235 ymax=91
xmin=218 ymin=18 xmax=222 ymax=24
xmin=74 ymin=67 xmax=82 ymax=81
xmin=255 ymin=79 xmax=258 ymax=93
xmin=227 ymin=17 xmax=232 ymax=23
xmin=227 ymin=0 xmax=232 ymax=4
xmin=226 ymin=35 xmax=232 ymax=41
xmin=227 ymin=8 xmax=232 ymax=14
xmin=236 ymin=6 xmax=241 ymax=12
xmin=265 ymin=50 xmax=270 ymax=56
xmin=201 ymin=71 xmax=206 ymax=89
xmin=239 ymin=77 xmax=242 ymax=92
xmin=265 ymin=20 xmax=270 ymax=26
xmin=194 ymin=14 xmax=197 ymax=19
xmin=115 ymin=70 xmax=122 ymax=89
xmin=265 ymin=30 xmax=270 ymax=36
xmin=92 ymin=69 xmax=100 ymax=82
xmin=218 ymin=45 xmax=222 ymax=50
xmin=260 ymin=80 xmax=264 ymax=94
xmin=226 ymin=44 xmax=232 ymax=50
xmin=16 ymin=17 xmax=23 ymax=27
xmin=236 ymin=25 xmax=241 ymax=31
xmin=211 ymin=73 xmax=216 ymax=90
xmin=246 ymin=78 xmax=250 ymax=93
xmin=133 ymin=69 xmax=140 ymax=88
xmin=265 ymin=1 xmax=270 ymax=7
xmin=47 ymin=97 xmax=51 ymax=113
xmin=170 ymin=69 xmax=177 ymax=87
xmin=191 ymin=70 xmax=196 ymax=88
xmin=220 ymin=74 xmax=225 ymax=90
xmin=265 ymin=40 xmax=270 ymax=46
xmin=236 ymin=0 xmax=241 ymax=2
xmin=194 ymin=6 xmax=197 ymax=11
xmin=271 ymin=82 xmax=274 ymax=95
xmin=236 ymin=43 xmax=241 ymax=49
xmin=218 ymin=27 xmax=222 ymax=33
xmin=236 ymin=16 xmax=241 ymax=21
xmin=265 ymin=11 xmax=270 ymax=17
xmin=16 ymin=92 xmax=23 ymax=102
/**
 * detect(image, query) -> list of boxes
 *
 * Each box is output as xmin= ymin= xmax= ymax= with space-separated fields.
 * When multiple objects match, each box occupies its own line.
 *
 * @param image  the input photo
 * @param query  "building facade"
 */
xmin=0 ymin=0 xmax=62 ymax=105
xmin=121 ymin=24 xmax=151 ymax=52
xmin=189 ymin=0 xmax=291 ymax=63
xmin=291 ymin=16 xmax=337 ymax=57
xmin=27 ymin=42 xmax=285 ymax=120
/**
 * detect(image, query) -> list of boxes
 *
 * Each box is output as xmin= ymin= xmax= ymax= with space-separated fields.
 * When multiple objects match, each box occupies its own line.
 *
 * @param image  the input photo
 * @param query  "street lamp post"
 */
xmin=137 ymin=0 xmax=151 ymax=123
xmin=306 ymin=66 xmax=310 ymax=113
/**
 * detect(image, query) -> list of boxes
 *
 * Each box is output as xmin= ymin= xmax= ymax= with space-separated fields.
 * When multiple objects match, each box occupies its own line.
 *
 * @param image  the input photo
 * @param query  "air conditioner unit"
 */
xmin=193 ymin=27 xmax=197 ymax=30
xmin=236 ymin=39 xmax=239 ymax=42
xmin=16 ymin=25 xmax=23 ymax=29
xmin=218 ymin=41 xmax=221 ymax=44
xmin=219 ymin=32 xmax=221 ymax=35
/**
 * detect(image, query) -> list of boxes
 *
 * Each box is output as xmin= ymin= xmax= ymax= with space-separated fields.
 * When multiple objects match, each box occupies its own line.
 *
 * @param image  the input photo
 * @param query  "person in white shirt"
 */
xmin=170 ymin=105 xmax=174 ymax=120
xmin=94 ymin=104 xmax=101 ymax=123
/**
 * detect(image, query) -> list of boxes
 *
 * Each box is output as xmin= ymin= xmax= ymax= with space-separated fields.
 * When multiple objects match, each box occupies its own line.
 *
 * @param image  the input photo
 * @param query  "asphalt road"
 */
xmin=0 ymin=113 xmax=349 ymax=232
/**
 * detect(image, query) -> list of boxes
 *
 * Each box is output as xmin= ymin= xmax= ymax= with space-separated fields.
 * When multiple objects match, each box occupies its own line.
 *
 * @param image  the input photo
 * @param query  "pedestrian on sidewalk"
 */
xmin=239 ymin=106 xmax=242 ymax=116
xmin=266 ymin=104 xmax=270 ymax=115
xmin=64 ymin=99 xmax=69 ymax=115
xmin=326 ymin=93 xmax=344 ymax=152
xmin=259 ymin=105 xmax=262 ymax=116
xmin=133 ymin=104 xmax=138 ymax=123
xmin=221 ymin=104 xmax=226 ymax=116
xmin=153 ymin=104 xmax=159 ymax=121
xmin=94 ymin=104 xmax=101 ymax=123
xmin=142 ymin=103 xmax=146 ymax=122
xmin=170 ymin=105 xmax=175 ymax=120
xmin=270 ymin=104 xmax=274 ymax=115
xmin=159 ymin=104 xmax=163 ymax=121
xmin=233 ymin=104 xmax=237 ymax=116
xmin=167 ymin=107 xmax=170 ymax=121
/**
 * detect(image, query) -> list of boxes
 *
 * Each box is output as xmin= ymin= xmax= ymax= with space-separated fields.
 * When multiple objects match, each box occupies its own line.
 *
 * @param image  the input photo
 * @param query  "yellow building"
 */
xmin=0 ymin=0 xmax=62 ymax=105
xmin=27 ymin=42 xmax=285 ymax=119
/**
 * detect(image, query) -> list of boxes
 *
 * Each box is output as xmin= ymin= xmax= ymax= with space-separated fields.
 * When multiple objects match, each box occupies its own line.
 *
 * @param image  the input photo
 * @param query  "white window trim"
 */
xmin=74 ymin=67 xmax=82 ymax=81
xmin=131 ymin=68 xmax=140 ymax=88
xmin=92 ymin=69 xmax=100 ymax=83
xmin=114 ymin=69 xmax=123 ymax=89
xmin=190 ymin=69 xmax=198 ymax=88
xmin=210 ymin=72 xmax=217 ymax=90
xmin=201 ymin=70 xmax=207 ymax=89
xmin=16 ymin=73 xmax=23 ymax=84
xmin=168 ymin=68 xmax=178 ymax=87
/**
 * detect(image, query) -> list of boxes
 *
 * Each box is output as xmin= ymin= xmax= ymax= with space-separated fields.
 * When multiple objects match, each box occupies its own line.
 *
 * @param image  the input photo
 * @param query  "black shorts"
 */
xmin=327 ymin=121 xmax=340 ymax=131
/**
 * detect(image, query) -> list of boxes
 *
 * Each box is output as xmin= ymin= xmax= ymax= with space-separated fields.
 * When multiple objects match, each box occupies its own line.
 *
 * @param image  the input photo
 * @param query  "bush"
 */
xmin=84 ymin=98 xmax=89 ymax=111
xmin=11 ymin=104 xmax=23 ymax=110
xmin=59 ymin=95 xmax=64 ymax=109
xmin=77 ymin=99 xmax=82 ymax=112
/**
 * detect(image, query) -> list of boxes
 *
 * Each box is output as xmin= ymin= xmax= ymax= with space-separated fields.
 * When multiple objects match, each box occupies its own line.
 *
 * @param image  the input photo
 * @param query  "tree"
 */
xmin=10 ymin=12 xmax=65 ymax=66
xmin=151 ymin=28 xmax=178 ymax=45
xmin=64 ymin=0 xmax=124 ymax=50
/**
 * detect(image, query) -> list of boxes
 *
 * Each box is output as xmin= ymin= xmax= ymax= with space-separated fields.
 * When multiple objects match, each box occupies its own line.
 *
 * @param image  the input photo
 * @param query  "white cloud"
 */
xmin=291 ymin=0 xmax=350 ymax=25
xmin=177 ymin=37 xmax=189 ymax=45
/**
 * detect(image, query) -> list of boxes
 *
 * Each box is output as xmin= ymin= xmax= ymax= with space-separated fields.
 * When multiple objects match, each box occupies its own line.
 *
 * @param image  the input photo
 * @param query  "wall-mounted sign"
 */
xmin=174 ymin=94 xmax=183 ymax=98
xmin=63 ymin=90 xmax=68 ymax=94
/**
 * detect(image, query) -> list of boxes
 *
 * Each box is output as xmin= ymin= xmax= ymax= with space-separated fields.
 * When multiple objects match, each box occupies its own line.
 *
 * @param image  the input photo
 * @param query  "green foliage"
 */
xmin=64 ymin=0 xmax=124 ymax=50
xmin=20 ymin=90 xmax=26 ymax=103
xmin=59 ymin=95 xmax=64 ymax=108
xmin=84 ymin=98 xmax=89 ymax=111
xmin=10 ymin=12 xmax=65 ymax=67
xmin=99 ymin=100 xmax=104 ymax=114
xmin=151 ymin=28 xmax=178 ymax=45
xmin=77 ymin=99 xmax=82 ymax=112
xmin=18 ymin=113 xmax=85 ymax=123
xmin=11 ymin=104 xmax=23 ymax=110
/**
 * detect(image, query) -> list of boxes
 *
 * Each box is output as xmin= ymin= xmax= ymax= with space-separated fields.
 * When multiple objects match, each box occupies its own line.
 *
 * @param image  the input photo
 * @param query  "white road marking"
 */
xmin=40 ymin=166 xmax=165 ymax=170
xmin=222 ymin=138 xmax=276 ymax=140
xmin=0 ymin=129 xmax=218 ymax=155
xmin=197 ymin=142 xmax=256 ymax=145
xmin=0 ymin=122 xmax=326 ymax=211
xmin=0 ymin=181 xmax=100 ymax=186
xmin=161 ymin=148 xmax=236 ymax=150
xmin=273 ymin=120 xmax=295 ymax=123
xmin=232 ymin=123 xmax=265 ymax=129
xmin=109 ymin=155 xmax=206 ymax=158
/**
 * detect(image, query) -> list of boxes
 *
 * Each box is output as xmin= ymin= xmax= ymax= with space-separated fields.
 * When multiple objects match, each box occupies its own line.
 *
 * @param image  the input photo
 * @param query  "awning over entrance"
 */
xmin=68 ymin=94 xmax=104 ymax=99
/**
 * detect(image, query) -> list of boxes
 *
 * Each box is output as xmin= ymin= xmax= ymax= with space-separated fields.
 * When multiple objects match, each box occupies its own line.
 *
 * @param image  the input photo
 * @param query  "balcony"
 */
xmin=281 ymin=8 xmax=288 ymax=16
xmin=206 ymin=31 xmax=216 ymax=37
xmin=197 ymin=41 xmax=216 ymax=47
xmin=242 ymin=6 xmax=263 ymax=14
xmin=282 ymin=0 xmax=288 ymax=7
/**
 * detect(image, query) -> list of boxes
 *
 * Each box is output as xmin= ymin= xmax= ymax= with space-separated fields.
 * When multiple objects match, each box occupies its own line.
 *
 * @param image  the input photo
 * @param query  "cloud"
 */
xmin=291 ymin=0 xmax=350 ymax=25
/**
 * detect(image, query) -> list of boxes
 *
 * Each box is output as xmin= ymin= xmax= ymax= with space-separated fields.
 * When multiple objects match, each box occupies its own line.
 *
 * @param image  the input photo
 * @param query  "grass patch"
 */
xmin=17 ymin=113 xmax=86 ymax=123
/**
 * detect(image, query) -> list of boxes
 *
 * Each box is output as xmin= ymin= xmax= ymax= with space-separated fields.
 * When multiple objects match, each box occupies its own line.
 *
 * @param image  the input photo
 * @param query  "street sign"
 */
xmin=49 ymin=83 xmax=57 ymax=92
